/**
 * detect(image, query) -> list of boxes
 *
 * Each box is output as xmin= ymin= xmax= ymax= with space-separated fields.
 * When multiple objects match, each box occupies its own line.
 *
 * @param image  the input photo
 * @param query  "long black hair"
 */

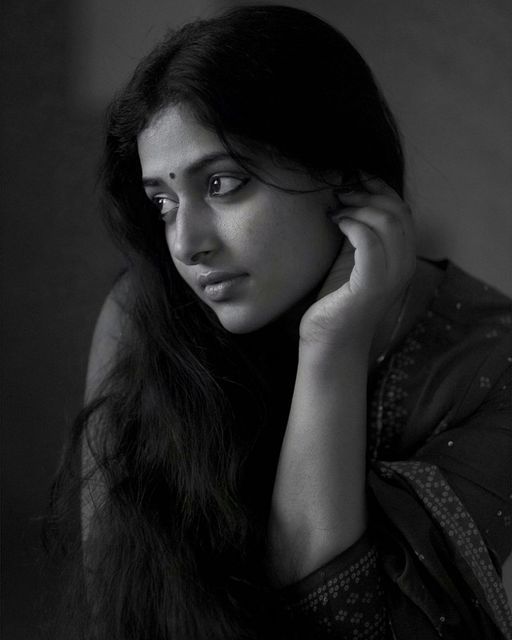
xmin=48 ymin=5 xmax=404 ymax=639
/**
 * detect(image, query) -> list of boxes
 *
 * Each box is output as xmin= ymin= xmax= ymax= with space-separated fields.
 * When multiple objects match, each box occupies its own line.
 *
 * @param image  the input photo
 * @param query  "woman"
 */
xmin=52 ymin=5 xmax=512 ymax=639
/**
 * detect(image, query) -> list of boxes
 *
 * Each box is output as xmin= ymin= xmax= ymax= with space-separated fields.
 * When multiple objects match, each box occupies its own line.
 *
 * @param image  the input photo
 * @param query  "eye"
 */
xmin=208 ymin=175 xmax=249 ymax=197
xmin=151 ymin=195 xmax=179 ymax=219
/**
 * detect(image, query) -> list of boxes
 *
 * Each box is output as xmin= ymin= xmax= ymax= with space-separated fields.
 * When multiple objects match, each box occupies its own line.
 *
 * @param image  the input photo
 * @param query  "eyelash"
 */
xmin=150 ymin=174 xmax=250 ymax=221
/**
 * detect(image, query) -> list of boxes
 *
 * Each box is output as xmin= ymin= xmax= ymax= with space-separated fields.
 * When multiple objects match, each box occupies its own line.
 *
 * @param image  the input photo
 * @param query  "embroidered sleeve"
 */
xmin=278 ymin=532 xmax=389 ymax=639
xmin=278 ymin=356 xmax=512 ymax=639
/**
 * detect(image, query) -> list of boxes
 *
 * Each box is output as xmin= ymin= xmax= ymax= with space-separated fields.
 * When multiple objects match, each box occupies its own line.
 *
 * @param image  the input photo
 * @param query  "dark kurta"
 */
xmin=279 ymin=261 xmax=512 ymax=639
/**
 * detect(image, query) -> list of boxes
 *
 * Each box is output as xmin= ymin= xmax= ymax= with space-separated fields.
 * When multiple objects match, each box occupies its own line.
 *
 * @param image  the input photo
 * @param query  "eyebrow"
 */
xmin=142 ymin=152 xmax=249 ymax=187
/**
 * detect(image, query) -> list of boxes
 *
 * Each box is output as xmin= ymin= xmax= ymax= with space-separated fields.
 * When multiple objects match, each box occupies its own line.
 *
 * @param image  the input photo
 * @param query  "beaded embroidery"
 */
xmin=368 ymin=322 xmax=426 ymax=461
xmin=282 ymin=264 xmax=512 ymax=637
xmin=284 ymin=545 xmax=387 ymax=637
xmin=379 ymin=460 xmax=512 ymax=638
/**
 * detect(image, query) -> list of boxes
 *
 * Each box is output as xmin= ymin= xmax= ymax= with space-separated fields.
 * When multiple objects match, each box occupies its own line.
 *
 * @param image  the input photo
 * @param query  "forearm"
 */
xmin=267 ymin=340 xmax=369 ymax=586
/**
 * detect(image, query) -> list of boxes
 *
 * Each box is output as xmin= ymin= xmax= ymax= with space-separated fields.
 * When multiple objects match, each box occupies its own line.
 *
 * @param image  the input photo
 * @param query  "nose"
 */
xmin=167 ymin=203 xmax=218 ymax=265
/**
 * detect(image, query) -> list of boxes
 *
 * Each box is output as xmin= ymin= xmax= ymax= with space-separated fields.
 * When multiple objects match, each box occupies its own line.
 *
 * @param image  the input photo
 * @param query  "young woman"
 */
xmin=52 ymin=5 xmax=512 ymax=639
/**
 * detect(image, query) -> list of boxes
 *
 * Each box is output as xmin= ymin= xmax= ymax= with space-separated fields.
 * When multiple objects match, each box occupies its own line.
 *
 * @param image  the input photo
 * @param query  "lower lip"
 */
xmin=203 ymin=275 xmax=247 ymax=301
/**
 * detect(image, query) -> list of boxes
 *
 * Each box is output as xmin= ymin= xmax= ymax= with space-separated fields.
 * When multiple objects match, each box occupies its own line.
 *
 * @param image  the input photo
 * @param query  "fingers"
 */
xmin=331 ymin=176 xmax=416 ymax=292
xmin=336 ymin=190 xmax=410 ymax=219
xmin=335 ymin=173 xmax=410 ymax=217
xmin=335 ymin=205 xmax=415 ymax=276
xmin=358 ymin=173 xmax=398 ymax=197
xmin=336 ymin=217 xmax=386 ymax=294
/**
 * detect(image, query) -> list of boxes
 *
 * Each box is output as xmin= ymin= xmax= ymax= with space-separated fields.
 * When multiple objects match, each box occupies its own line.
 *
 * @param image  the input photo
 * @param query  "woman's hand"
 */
xmin=299 ymin=175 xmax=416 ymax=351
xmin=267 ymin=177 xmax=416 ymax=585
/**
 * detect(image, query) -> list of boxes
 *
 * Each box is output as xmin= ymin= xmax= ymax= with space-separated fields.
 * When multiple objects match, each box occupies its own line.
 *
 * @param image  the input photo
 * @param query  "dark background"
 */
xmin=2 ymin=1 xmax=511 ymax=638
xmin=2 ymin=3 xmax=120 ymax=638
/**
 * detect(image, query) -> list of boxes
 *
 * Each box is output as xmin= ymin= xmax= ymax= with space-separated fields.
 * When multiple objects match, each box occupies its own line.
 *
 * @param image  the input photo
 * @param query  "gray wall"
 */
xmin=73 ymin=0 xmax=512 ymax=293
xmin=2 ymin=1 xmax=511 ymax=638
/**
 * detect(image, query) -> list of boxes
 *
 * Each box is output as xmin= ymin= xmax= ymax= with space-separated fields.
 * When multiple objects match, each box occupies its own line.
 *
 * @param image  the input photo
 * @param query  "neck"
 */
xmin=270 ymin=290 xmax=316 ymax=345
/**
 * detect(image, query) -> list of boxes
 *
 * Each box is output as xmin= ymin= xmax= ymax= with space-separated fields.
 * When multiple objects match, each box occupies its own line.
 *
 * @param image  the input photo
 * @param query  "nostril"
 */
xmin=190 ymin=250 xmax=210 ymax=264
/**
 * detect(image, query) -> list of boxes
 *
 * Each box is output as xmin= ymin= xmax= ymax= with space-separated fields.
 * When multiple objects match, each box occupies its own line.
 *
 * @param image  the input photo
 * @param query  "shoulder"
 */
xmin=406 ymin=260 xmax=511 ymax=372
xmin=380 ymin=260 xmax=512 ymax=453
xmin=431 ymin=260 xmax=512 ymax=328
xmin=415 ymin=260 xmax=511 ymax=371
xmin=426 ymin=261 xmax=512 ymax=412
xmin=85 ymin=269 xmax=133 ymax=403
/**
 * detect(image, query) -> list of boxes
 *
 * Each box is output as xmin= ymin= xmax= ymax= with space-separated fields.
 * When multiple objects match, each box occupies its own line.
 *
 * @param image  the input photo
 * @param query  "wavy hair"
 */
xmin=48 ymin=5 xmax=404 ymax=639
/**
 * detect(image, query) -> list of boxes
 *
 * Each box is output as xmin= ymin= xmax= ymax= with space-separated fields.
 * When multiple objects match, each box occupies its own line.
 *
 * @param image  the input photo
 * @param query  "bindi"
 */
xmin=169 ymin=172 xmax=175 ymax=179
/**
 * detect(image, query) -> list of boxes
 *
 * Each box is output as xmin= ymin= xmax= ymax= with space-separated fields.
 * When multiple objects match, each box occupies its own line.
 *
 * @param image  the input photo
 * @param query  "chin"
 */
xmin=213 ymin=305 xmax=277 ymax=335
xmin=213 ymin=296 xmax=308 ymax=336
xmin=216 ymin=315 xmax=268 ymax=335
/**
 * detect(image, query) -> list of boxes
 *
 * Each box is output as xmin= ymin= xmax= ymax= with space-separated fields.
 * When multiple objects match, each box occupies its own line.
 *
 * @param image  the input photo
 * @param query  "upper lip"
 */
xmin=197 ymin=271 xmax=246 ymax=288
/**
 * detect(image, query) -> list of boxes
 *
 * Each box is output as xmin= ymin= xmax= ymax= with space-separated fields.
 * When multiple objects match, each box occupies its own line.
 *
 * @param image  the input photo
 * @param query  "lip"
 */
xmin=197 ymin=271 xmax=248 ymax=301
xmin=197 ymin=271 xmax=246 ymax=288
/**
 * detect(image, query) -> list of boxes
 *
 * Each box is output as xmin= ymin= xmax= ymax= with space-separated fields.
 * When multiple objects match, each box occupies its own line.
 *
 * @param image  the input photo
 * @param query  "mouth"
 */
xmin=198 ymin=271 xmax=248 ymax=302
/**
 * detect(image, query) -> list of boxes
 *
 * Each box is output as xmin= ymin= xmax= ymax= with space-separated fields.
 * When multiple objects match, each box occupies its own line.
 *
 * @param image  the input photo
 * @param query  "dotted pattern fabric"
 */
xmin=368 ymin=322 xmax=425 ymax=462
xmin=281 ymin=539 xmax=388 ymax=638
xmin=379 ymin=460 xmax=512 ymax=639
xmin=279 ymin=262 xmax=512 ymax=639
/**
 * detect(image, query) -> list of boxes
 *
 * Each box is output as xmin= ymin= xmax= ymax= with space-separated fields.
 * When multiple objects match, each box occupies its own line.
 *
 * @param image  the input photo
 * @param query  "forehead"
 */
xmin=136 ymin=104 xmax=327 ymax=192
xmin=137 ymin=104 xmax=224 ymax=172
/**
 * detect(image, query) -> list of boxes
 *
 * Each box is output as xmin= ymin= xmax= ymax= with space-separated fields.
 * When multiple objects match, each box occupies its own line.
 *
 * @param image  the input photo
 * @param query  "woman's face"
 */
xmin=138 ymin=104 xmax=344 ymax=334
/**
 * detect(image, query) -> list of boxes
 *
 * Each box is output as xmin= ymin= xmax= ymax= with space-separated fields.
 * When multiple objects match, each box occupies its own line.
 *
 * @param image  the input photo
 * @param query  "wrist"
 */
xmin=298 ymin=332 xmax=372 ymax=363
xmin=297 ymin=339 xmax=370 ymax=385
xmin=298 ymin=300 xmax=378 ymax=356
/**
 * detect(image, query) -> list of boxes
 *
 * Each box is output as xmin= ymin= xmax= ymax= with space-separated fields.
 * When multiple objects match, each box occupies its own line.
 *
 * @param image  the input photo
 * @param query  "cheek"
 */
xmin=249 ymin=211 xmax=341 ymax=288
xmin=217 ymin=206 xmax=284 ymax=266
xmin=164 ymin=224 xmax=172 ymax=250
xmin=265 ymin=199 xmax=341 ymax=263
xmin=241 ymin=215 xmax=292 ymax=269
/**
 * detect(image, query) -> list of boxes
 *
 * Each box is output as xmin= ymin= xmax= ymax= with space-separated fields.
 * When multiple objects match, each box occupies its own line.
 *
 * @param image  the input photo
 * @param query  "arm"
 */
xmin=267 ymin=339 xmax=369 ymax=584
xmin=267 ymin=177 xmax=416 ymax=587
xmin=81 ymin=277 xmax=128 ymax=551
xmin=276 ymin=308 xmax=512 ymax=638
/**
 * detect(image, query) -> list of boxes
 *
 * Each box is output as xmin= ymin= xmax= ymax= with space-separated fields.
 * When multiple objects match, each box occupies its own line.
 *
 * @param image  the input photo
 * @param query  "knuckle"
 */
xmin=380 ymin=210 xmax=401 ymax=228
